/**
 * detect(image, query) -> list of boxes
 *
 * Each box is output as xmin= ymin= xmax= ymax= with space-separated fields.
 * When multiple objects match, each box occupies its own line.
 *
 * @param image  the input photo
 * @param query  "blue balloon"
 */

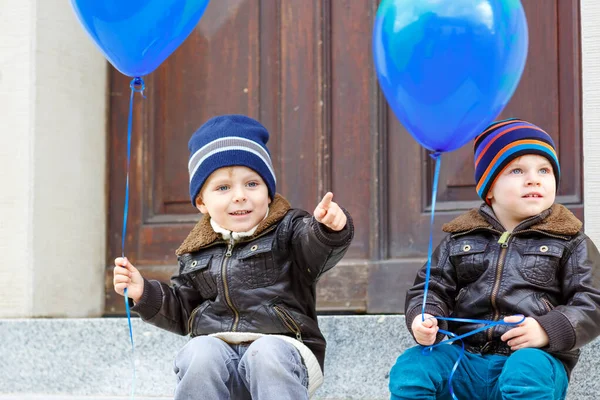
xmin=373 ymin=0 xmax=528 ymax=152
xmin=71 ymin=0 xmax=210 ymax=77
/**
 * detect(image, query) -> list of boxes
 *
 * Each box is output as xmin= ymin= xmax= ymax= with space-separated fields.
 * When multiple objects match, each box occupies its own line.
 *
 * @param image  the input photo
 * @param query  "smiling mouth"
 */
xmin=229 ymin=210 xmax=251 ymax=215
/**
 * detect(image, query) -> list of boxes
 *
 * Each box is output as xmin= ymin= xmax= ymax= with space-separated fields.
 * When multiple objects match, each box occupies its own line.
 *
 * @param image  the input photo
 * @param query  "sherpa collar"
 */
xmin=442 ymin=203 xmax=582 ymax=236
xmin=176 ymin=194 xmax=291 ymax=255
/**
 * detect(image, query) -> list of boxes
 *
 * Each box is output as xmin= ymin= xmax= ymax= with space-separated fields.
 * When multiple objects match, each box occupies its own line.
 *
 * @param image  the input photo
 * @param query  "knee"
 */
xmin=175 ymin=336 xmax=230 ymax=373
xmin=242 ymin=336 xmax=299 ymax=370
xmin=505 ymin=349 xmax=553 ymax=371
xmin=499 ymin=349 xmax=568 ymax=398
xmin=500 ymin=349 xmax=555 ymax=384
xmin=389 ymin=345 xmax=445 ymax=392
xmin=390 ymin=346 xmax=426 ymax=372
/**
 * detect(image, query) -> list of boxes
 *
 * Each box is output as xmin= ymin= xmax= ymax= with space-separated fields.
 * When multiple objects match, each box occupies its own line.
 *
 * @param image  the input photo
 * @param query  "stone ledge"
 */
xmin=0 ymin=316 xmax=599 ymax=399
xmin=0 ymin=397 xmax=171 ymax=400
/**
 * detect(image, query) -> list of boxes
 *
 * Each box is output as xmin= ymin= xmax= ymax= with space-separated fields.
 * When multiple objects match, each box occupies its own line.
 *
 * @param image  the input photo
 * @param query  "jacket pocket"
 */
xmin=187 ymin=301 xmax=210 ymax=337
xmin=271 ymin=304 xmax=303 ymax=342
xmin=519 ymin=243 xmax=564 ymax=286
xmin=449 ymin=240 xmax=488 ymax=283
xmin=180 ymin=254 xmax=217 ymax=300
xmin=238 ymin=239 xmax=280 ymax=288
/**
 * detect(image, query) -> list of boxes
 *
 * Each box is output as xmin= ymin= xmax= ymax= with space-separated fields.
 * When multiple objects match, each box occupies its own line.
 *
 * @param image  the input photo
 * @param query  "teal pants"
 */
xmin=389 ymin=345 xmax=568 ymax=400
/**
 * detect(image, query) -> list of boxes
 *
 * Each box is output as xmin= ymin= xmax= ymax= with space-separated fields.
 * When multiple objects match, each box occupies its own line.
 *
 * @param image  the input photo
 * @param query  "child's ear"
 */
xmin=195 ymin=197 xmax=208 ymax=214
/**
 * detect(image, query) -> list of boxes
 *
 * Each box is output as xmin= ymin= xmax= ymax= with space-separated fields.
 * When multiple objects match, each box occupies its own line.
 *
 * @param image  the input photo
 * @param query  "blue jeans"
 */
xmin=173 ymin=335 xmax=308 ymax=400
xmin=389 ymin=345 xmax=568 ymax=400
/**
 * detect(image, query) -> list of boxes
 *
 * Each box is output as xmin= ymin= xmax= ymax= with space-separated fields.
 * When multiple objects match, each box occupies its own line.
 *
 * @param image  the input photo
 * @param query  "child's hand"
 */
xmin=113 ymin=257 xmax=144 ymax=303
xmin=501 ymin=315 xmax=549 ymax=350
xmin=313 ymin=192 xmax=347 ymax=231
xmin=412 ymin=313 xmax=439 ymax=346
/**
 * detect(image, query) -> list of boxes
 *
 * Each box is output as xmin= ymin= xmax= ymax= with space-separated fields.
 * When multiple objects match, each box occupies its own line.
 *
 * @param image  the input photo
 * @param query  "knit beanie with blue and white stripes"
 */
xmin=187 ymin=115 xmax=277 ymax=204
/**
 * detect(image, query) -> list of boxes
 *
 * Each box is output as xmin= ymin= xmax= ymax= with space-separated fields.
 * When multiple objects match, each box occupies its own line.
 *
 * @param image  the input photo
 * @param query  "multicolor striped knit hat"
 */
xmin=188 ymin=115 xmax=277 ymax=205
xmin=474 ymin=118 xmax=560 ymax=202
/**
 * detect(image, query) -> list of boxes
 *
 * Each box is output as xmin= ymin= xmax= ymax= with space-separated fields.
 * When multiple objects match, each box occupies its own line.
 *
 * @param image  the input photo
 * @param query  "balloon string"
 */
xmin=421 ymin=152 xmax=442 ymax=319
xmin=122 ymin=76 xmax=145 ymax=400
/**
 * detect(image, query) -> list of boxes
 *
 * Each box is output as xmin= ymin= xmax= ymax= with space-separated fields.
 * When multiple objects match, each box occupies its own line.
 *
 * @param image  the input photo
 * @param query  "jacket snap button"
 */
xmin=251 ymin=245 xmax=258 ymax=251
xmin=191 ymin=260 xmax=198 ymax=267
xmin=540 ymin=245 xmax=549 ymax=253
xmin=462 ymin=244 xmax=471 ymax=252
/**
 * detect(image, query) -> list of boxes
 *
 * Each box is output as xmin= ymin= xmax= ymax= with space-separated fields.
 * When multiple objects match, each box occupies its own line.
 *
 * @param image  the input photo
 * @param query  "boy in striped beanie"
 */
xmin=113 ymin=114 xmax=354 ymax=399
xmin=390 ymin=118 xmax=600 ymax=399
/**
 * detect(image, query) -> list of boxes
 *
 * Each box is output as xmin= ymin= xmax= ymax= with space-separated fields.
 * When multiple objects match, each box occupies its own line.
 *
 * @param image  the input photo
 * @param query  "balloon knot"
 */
xmin=130 ymin=77 xmax=146 ymax=96
xmin=429 ymin=151 xmax=442 ymax=160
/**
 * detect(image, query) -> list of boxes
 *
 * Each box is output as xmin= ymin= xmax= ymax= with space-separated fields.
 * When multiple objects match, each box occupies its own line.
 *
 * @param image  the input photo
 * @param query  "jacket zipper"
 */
xmin=188 ymin=305 xmax=201 ymax=335
xmin=222 ymin=236 xmax=240 ymax=331
xmin=488 ymin=231 xmax=510 ymax=341
xmin=455 ymin=287 xmax=468 ymax=302
xmin=541 ymin=296 xmax=554 ymax=312
xmin=273 ymin=305 xmax=303 ymax=342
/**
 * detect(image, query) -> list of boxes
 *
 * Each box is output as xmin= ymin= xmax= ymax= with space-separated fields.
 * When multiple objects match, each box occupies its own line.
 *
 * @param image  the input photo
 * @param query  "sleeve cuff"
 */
xmin=532 ymin=310 xmax=576 ymax=352
xmin=130 ymin=278 xmax=163 ymax=320
xmin=313 ymin=207 xmax=354 ymax=247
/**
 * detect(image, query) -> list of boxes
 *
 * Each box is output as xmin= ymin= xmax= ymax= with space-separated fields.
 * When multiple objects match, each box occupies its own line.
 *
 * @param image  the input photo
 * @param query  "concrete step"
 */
xmin=0 ymin=397 xmax=171 ymax=400
xmin=1 ymin=316 xmax=599 ymax=399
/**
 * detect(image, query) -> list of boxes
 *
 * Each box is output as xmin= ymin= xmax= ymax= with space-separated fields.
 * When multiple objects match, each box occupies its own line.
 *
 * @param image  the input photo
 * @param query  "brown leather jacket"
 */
xmin=405 ymin=204 xmax=600 ymax=377
xmin=131 ymin=195 xmax=354 ymax=371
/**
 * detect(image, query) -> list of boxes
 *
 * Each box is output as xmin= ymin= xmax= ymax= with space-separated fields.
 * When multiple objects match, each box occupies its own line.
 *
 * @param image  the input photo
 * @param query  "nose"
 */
xmin=526 ymin=171 xmax=541 ymax=186
xmin=232 ymin=187 xmax=247 ymax=203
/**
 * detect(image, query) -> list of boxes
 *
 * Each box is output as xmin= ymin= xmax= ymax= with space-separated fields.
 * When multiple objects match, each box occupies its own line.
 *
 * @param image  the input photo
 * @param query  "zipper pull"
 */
xmin=225 ymin=236 xmax=234 ymax=257
xmin=296 ymin=332 xmax=303 ymax=342
xmin=498 ymin=231 xmax=510 ymax=248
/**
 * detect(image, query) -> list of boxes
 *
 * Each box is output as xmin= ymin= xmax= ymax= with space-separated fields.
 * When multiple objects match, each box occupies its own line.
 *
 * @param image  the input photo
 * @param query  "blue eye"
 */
xmin=246 ymin=181 xmax=258 ymax=188
xmin=216 ymin=185 xmax=229 ymax=191
xmin=540 ymin=168 xmax=551 ymax=174
xmin=510 ymin=168 xmax=523 ymax=174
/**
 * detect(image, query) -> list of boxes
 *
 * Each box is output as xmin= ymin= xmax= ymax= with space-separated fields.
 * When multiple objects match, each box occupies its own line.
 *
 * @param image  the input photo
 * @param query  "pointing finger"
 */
xmin=318 ymin=192 xmax=334 ymax=209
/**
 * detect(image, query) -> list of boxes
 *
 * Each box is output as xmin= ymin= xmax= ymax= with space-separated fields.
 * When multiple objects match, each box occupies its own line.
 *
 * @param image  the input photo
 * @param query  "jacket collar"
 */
xmin=176 ymin=194 xmax=291 ymax=255
xmin=442 ymin=203 xmax=582 ymax=236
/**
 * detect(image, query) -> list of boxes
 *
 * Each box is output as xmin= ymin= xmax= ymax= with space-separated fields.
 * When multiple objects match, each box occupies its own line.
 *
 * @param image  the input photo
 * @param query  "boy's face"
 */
xmin=486 ymin=154 xmax=556 ymax=231
xmin=196 ymin=166 xmax=271 ymax=232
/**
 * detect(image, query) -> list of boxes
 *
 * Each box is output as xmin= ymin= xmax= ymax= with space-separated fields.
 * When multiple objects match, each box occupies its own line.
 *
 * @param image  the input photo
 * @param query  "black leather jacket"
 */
xmin=405 ymin=204 xmax=600 ymax=376
xmin=132 ymin=195 xmax=354 ymax=371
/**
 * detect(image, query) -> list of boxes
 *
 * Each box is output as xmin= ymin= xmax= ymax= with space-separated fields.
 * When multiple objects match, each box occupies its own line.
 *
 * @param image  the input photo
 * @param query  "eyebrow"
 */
xmin=237 ymin=171 xmax=262 ymax=180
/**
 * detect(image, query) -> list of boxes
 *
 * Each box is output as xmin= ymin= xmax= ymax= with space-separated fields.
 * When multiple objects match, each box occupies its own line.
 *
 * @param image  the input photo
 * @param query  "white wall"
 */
xmin=582 ymin=0 xmax=600 ymax=242
xmin=0 ymin=0 xmax=107 ymax=317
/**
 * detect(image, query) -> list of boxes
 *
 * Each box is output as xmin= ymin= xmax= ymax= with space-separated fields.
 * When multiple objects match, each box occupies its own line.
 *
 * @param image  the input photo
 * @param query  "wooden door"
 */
xmin=105 ymin=0 xmax=582 ymax=315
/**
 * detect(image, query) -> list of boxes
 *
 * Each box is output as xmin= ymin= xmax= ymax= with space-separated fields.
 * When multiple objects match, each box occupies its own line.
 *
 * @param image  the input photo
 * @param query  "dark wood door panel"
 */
xmin=106 ymin=0 xmax=582 ymax=315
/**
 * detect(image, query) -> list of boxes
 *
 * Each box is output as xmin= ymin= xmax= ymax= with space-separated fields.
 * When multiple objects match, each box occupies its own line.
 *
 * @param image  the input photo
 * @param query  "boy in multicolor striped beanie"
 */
xmin=113 ymin=114 xmax=354 ymax=399
xmin=474 ymin=118 xmax=560 ymax=207
xmin=390 ymin=118 xmax=600 ymax=399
